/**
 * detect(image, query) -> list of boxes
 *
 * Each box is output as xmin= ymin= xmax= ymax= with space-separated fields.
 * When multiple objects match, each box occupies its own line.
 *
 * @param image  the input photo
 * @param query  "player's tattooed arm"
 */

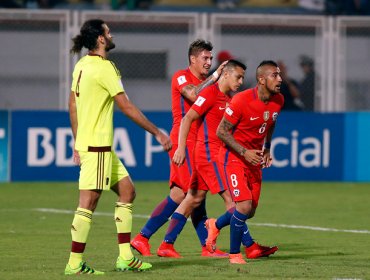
xmin=181 ymin=61 xmax=228 ymax=102
xmin=216 ymin=117 xmax=246 ymax=156
xmin=195 ymin=75 xmax=218 ymax=94
xmin=217 ymin=117 xmax=262 ymax=166
xmin=181 ymin=75 xmax=216 ymax=103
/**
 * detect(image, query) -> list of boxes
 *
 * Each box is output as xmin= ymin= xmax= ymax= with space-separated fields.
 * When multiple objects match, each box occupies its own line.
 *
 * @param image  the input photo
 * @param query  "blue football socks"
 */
xmin=241 ymin=223 xmax=254 ymax=247
xmin=164 ymin=212 xmax=188 ymax=244
xmin=190 ymin=199 xmax=208 ymax=246
xmin=215 ymin=206 xmax=235 ymax=229
xmin=230 ymin=210 xmax=248 ymax=254
xmin=140 ymin=196 xmax=178 ymax=239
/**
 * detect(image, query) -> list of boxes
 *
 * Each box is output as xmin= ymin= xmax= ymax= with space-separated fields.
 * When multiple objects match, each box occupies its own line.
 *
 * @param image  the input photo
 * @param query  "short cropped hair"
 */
xmin=224 ymin=59 xmax=247 ymax=71
xmin=256 ymin=60 xmax=278 ymax=81
xmin=188 ymin=39 xmax=213 ymax=64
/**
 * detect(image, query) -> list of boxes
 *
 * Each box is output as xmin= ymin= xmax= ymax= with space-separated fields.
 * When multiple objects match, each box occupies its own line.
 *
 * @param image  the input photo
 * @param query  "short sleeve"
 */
xmin=191 ymin=87 xmax=217 ymax=116
xmin=71 ymin=67 xmax=79 ymax=91
xmin=224 ymin=93 xmax=243 ymax=125
xmin=99 ymin=61 xmax=125 ymax=97
xmin=172 ymin=71 xmax=193 ymax=93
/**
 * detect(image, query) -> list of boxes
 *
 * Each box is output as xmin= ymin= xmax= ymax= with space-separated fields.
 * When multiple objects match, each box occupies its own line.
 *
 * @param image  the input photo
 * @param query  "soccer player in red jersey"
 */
xmin=131 ymin=39 xmax=227 ymax=257
xmin=158 ymin=60 xmax=246 ymax=258
xmin=215 ymin=60 xmax=284 ymax=264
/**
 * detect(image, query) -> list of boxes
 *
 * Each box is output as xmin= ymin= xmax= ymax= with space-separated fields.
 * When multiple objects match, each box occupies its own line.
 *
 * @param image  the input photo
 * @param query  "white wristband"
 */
xmin=212 ymin=71 xmax=219 ymax=80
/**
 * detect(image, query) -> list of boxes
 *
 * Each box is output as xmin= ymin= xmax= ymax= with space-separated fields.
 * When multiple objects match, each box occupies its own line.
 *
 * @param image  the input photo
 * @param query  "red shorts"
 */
xmin=221 ymin=164 xmax=262 ymax=208
xmin=189 ymin=161 xmax=227 ymax=195
xmin=168 ymin=142 xmax=195 ymax=193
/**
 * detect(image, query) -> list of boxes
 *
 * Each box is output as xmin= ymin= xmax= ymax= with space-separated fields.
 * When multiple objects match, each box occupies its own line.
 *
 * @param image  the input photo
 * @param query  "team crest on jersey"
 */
xmin=177 ymin=75 xmax=187 ymax=86
xmin=226 ymin=107 xmax=233 ymax=116
xmin=272 ymin=112 xmax=278 ymax=121
xmin=195 ymin=96 xmax=206 ymax=107
xmin=263 ymin=111 xmax=270 ymax=121
xmin=233 ymin=189 xmax=240 ymax=197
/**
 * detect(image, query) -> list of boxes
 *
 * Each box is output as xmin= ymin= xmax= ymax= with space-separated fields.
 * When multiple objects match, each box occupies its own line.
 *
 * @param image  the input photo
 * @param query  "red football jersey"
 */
xmin=191 ymin=83 xmax=232 ymax=163
xmin=170 ymin=68 xmax=203 ymax=145
xmin=219 ymin=86 xmax=284 ymax=167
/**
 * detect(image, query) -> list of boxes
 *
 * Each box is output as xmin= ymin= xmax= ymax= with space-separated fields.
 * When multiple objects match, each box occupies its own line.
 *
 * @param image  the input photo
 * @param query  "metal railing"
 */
xmin=0 ymin=9 xmax=369 ymax=112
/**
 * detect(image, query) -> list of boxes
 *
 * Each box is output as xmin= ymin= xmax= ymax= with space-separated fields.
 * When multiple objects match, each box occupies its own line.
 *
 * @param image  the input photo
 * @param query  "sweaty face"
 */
xmin=264 ymin=66 xmax=282 ymax=95
xmin=226 ymin=66 xmax=245 ymax=92
xmin=102 ymin=24 xmax=115 ymax=51
xmin=192 ymin=50 xmax=213 ymax=77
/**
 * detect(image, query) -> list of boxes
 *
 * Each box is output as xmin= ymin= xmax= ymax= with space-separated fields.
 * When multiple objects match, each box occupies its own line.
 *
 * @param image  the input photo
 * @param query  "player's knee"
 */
xmin=225 ymin=201 xmax=235 ymax=211
xmin=117 ymin=189 xmax=135 ymax=203
xmin=237 ymin=200 xmax=253 ymax=215
xmin=248 ymin=207 xmax=256 ymax=218
xmin=128 ymin=190 xmax=136 ymax=202
xmin=220 ymin=191 xmax=234 ymax=207
xmin=193 ymin=197 xmax=203 ymax=208
xmin=78 ymin=190 xmax=101 ymax=211
xmin=118 ymin=176 xmax=137 ymax=202
xmin=192 ymin=192 xmax=207 ymax=209
xmin=170 ymin=186 xmax=186 ymax=203
xmin=79 ymin=201 xmax=99 ymax=212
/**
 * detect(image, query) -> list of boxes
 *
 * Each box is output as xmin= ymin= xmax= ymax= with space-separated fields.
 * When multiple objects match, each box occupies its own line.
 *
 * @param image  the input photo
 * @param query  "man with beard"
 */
xmin=213 ymin=60 xmax=284 ymax=264
xmin=65 ymin=19 xmax=171 ymax=275
xmin=158 ymin=60 xmax=246 ymax=258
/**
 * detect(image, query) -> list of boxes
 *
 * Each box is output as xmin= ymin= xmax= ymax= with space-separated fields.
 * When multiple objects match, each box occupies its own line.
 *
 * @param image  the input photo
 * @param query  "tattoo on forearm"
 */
xmin=218 ymin=119 xmax=244 ymax=155
xmin=183 ymin=84 xmax=196 ymax=93
xmin=196 ymin=76 xmax=215 ymax=95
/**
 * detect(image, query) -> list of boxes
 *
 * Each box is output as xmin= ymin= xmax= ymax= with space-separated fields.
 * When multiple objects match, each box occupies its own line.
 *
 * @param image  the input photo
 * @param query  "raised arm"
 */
xmin=181 ymin=61 xmax=228 ymax=102
xmin=114 ymin=92 xmax=172 ymax=152
xmin=216 ymin=117 xmax=262 ymax=166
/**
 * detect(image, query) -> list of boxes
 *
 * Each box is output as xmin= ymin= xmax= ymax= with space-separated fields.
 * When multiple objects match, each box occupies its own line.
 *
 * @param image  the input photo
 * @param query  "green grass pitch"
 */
xmin=0 ymin=181 xmax=369 ymax=279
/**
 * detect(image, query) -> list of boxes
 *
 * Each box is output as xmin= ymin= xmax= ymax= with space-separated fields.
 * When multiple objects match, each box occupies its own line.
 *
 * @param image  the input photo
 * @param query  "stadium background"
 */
xmin=0 ymin=2 xmax=369 ymax=182
xmin=1 ymin=3 xmax=370 ymax=280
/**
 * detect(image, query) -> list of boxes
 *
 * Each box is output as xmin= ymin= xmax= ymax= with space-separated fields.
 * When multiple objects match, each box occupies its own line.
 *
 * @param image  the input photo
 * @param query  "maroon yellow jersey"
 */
xmin=170 ymin=68 xmax=203 ymax=145
xmin=219 ymin=86 xmax=284 ymax=167
xmin=191 ymin=83 xmax=232 ymax=163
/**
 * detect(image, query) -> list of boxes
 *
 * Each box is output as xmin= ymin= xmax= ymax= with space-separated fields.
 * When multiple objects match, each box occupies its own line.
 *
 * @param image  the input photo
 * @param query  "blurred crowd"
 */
xmin=1 ymin=0 xmax=369 ymax=14
xmin=0 ymin=0 xmax=151 ymax=9
xmin=277 ymin=55 xmax=316 ymax=111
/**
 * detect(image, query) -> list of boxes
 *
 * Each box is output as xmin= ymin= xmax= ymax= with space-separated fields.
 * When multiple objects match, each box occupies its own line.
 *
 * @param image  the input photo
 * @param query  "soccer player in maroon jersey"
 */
xmin=131 ymin=39 xmax=227 ymax=258
xmin=157 ymin=60 xmax=246 ymax=258
xmin=214 ymin=60 xmax=284 ymax=264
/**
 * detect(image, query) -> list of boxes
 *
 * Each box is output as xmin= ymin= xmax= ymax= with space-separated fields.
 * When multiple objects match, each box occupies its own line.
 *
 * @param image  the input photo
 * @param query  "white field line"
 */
xmin=34 ymin=208 xmax=370 ymax=235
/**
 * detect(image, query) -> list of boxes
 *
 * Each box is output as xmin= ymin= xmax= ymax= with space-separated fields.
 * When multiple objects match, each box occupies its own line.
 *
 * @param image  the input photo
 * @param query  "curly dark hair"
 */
xmin=70 ymin=19 xmax=105 ymax=54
